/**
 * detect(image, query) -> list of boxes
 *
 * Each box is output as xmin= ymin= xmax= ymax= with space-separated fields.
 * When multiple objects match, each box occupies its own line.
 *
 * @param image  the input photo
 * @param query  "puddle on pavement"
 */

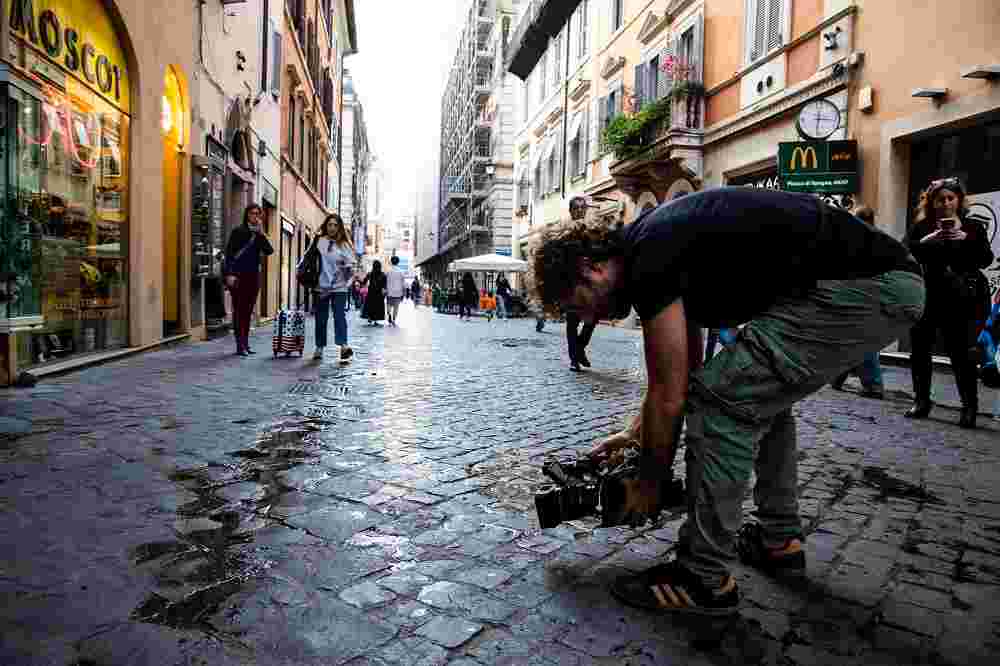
xmin=131 ymin=416 xmax=332 ymax=630
xmin=862 ymin=466 xmax=941 ymax=503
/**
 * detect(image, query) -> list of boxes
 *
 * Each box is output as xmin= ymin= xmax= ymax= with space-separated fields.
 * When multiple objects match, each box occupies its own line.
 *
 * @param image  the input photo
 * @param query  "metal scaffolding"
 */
xmin=437 ymin=0 xmax=514 ymax=260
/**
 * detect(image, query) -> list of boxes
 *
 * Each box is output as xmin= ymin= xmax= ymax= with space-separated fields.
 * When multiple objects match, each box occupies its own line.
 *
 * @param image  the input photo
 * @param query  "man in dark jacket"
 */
xmin=530 ymin=187 xmax=925 ymax=616
xmin=566 ymin=196 xmax=598 ymax=371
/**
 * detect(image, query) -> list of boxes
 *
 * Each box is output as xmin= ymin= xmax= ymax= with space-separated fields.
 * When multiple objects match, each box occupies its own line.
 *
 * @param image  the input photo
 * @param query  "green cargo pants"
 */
xmin=677 ymin=270 xmax=926 ymax=585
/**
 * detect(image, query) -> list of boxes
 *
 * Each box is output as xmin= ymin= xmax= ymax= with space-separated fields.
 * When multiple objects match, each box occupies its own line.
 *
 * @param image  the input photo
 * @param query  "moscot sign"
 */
xmin=778 ymin=140 xmax=858 ymax=194
xmin=5 ymin=0 xmax=130 ymax=113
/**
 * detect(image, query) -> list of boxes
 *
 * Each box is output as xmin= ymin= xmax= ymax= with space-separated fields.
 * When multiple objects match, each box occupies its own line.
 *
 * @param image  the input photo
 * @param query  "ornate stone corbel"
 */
xmin=600 ymin=55 xmax=626 ymax=80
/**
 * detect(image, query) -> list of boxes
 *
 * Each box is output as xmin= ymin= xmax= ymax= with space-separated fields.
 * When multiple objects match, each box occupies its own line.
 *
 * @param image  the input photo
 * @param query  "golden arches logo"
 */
xmin=789 ymin=147 xmax=818 ymax=170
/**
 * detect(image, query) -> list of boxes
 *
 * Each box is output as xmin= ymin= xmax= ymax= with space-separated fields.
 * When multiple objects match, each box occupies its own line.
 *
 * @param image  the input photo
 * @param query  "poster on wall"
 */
xmin=967 ymin=191 xmax=1000 ymax=300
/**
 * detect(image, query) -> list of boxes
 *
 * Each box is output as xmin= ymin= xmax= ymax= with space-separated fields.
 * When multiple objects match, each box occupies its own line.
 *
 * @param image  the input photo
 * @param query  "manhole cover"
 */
xmin=288 ymin=383 xmax=352 ymax=395
xmin=299 ymin=406 xmax=337 ymax=418
xmin=493 ymin=338 xmax=547 ymax=349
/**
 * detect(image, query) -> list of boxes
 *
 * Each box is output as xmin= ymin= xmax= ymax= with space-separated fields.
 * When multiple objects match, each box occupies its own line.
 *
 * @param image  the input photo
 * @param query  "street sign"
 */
xmin=778 ymin=140 xmax=858 ymax=194
xmin=495 ymin=247 xmax=512 ymax=256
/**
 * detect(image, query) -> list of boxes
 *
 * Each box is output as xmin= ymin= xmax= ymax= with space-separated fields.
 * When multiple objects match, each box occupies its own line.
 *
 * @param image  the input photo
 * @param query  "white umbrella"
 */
xmin=448 ymin=253 xmax=528 ymax=273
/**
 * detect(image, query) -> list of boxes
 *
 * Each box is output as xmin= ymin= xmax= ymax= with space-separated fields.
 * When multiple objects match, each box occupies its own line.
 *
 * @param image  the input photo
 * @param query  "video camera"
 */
xmin=534 ymin=447 xmax=686 ymax=529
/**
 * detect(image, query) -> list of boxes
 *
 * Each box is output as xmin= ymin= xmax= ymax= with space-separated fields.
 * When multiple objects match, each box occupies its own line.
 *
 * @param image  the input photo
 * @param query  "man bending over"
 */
xmin=529 ymin=187 xmax=925 ymax=616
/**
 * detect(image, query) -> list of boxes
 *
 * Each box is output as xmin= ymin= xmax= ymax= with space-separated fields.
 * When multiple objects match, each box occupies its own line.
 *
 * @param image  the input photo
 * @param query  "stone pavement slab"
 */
xmin=2 ymin=303 xmax=1000 ymax=665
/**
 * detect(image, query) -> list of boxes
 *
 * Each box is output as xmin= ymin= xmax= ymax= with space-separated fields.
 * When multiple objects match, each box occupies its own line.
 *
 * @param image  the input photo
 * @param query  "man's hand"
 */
xmin=589 ymin=429 xmax=636 ymax=459
xmin=603 ymin=478 xmax=663 ymax=527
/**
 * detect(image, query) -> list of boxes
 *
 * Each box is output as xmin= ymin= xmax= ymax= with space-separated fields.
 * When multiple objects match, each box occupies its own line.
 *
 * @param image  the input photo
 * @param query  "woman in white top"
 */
xmin=312 ymin=213 xmax=355 ymax=362
xmin=385 ymin=255 xmax=406 ymax=326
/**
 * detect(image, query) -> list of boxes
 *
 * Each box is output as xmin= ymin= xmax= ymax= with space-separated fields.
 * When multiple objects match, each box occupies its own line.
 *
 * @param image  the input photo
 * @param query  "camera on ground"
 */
xmin=534 ymin=449 xmax=686 ymax=529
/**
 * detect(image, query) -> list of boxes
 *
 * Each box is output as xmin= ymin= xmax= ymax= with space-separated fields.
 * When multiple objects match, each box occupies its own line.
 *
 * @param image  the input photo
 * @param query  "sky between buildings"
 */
xmin=348 ymin=0 xmax=470 ymax=230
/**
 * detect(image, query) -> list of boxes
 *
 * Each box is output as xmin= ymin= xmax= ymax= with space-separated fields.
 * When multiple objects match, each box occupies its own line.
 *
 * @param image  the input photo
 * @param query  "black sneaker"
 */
xmin=736 ymin=522 xmax=806 ymax=579
xmin=577 ymin=351 xmax=591 ymax=368
xmin=610 ymin=561 xmax=739 ymax=617
xmin=340 ymin=346 xmax=354 ymax=363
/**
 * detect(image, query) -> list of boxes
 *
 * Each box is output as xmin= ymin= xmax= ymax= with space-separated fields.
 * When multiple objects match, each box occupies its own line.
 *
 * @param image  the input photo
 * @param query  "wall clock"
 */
xmin=796 ymin=98 xmax=841 ymax=140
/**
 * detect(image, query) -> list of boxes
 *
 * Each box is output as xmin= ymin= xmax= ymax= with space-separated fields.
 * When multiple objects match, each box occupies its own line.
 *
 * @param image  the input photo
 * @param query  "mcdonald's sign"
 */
xmin=789 ymin=146 xmax=818 ymax=170
xmin=778 ymin=140 xmax=858 ymax=194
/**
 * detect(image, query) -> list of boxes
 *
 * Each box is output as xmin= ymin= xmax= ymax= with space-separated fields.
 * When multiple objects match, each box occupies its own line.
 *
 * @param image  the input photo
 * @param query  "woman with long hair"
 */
xmin=904 ymin=177 xmax=994 ymax=428
xmin=223 ymin=203 xmax=274 ymax=356
xmin=361 ymin=260 xmax=387 ymax=325
xmin=310 ymin=213 xmax=355 ymax=362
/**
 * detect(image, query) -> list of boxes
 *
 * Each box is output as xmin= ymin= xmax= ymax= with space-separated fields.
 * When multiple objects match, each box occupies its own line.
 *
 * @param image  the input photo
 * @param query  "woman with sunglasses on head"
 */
xmin=311 ymin=213 xmax=355 ymax=362
xmin=904 ymin=177 xmax=994 ymax=428
xmin=224 ymin=203 xmax=274 ymax=356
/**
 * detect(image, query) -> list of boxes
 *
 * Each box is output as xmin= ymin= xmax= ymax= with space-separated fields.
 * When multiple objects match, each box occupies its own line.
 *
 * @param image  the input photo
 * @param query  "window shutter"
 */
xmin=658 ymin=40 xmax=673 ymax=99
xmin=554 ymin=135 xmax=561 ymax=192
xmin=766 ymin=0 xmax=782 ymax=52
xmin=271 ymin=27 xmax=282 ymax=97
xmin=597 ymin=95 xmax=607 ymax=151
xmin=614 ymin=82 xmax=623 ymax=117
xmin=634 ymin=64 xmax=645 ymax=111
xmin=580 ymin=107 xmax=590 ymax=175
xmin=751 ymin=0 xmax=767 ymax=61
xmin=540 ymin=48 xmax=547 ymax=99
xmin=694 ymin=12 xmax=705 ymax=82
xmin=581 ymin=0 xmax=588 ymax=56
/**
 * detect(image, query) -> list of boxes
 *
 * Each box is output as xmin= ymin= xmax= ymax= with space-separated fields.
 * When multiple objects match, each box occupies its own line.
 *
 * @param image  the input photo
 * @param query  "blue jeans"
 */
xmin=832 ymin=350 xmax=884 ymax=389
xmin=315 ymin=292 xmax=348 ymax=348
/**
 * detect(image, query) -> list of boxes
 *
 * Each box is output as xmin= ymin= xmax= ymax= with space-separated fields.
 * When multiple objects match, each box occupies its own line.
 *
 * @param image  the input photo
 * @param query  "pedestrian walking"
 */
xmin=904 ymin=177 xmax=994 ymax=428
xmin=566 ymin=196 xmax=597 ymax=372
xmin=531 ymin=187 xmax=925 ymax=616
xmin=480 ymin=291 xmax=497 ymax=321
xmin=310 ymin=213 xmax=355 ymax=362
xmin=830 ymin=206 xmax=887 ymax=398
xmin=385 ymin=256 xmax=406 ymax=326
xmin=460 ymin=272 xmax=478 ymax=320
xmin=223 ymin=203 xmax=274 ymax=356
xmin=411 ymin=277 xmax=422 ymax=306
xmin=361 ymin=261 xmax=387 ymax=326
xmin=496 ymin=273 xmax=512 ymax=319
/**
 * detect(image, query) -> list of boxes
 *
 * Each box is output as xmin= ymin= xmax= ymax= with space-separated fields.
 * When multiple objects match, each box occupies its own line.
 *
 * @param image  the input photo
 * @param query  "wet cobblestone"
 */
xmin=2 ymin=304 xmax=1000 ymax=665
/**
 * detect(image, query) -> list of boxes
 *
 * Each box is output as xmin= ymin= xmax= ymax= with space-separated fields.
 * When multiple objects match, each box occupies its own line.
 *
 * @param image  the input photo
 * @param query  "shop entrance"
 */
xmin=162 ymin=68 xmax=184 ymax=336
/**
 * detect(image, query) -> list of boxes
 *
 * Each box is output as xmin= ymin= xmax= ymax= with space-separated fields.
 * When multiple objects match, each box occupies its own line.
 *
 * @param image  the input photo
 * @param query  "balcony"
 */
xmin=607 ymin=96 xmax=705 ymax=198
xmin=506 ymin=0 xmax=584 ymax=80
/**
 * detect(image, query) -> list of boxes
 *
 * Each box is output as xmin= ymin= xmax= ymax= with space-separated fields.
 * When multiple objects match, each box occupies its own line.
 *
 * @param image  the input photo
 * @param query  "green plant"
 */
xmin=671 ymin=80 xmax=706 ymax=100
xmin=600 ymin=96 xmax=673 ymax=160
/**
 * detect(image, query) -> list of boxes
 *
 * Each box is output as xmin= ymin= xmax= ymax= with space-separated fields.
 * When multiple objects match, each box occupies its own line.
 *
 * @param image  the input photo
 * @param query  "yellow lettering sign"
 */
xmin=789 ymin=146 xmax=818 ymax=171
xmin=6 ymin=0 xmax=129 ymax=112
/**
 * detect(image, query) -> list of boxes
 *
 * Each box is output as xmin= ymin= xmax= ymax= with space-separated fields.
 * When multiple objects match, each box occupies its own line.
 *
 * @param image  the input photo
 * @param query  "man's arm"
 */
xmin=637 ymin=298 xmax=691 ymax=479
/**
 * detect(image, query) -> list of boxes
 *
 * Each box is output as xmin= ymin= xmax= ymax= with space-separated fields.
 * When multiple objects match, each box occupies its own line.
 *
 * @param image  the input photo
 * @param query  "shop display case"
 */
xmin=0 ymin=77 xmax=129 ymax=368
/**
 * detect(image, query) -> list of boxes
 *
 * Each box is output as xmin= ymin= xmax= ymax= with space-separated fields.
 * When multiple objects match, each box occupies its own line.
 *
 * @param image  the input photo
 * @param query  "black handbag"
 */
xmin=296 ymin=240 xmax=320 ymax=289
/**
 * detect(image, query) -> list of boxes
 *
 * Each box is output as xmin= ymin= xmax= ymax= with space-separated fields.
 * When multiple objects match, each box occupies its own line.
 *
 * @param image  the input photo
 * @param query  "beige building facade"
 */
xmin=0 ymin=0 xmax=196 ymax=385
xmin=849 ymin=0 xmax=1000 ymax=299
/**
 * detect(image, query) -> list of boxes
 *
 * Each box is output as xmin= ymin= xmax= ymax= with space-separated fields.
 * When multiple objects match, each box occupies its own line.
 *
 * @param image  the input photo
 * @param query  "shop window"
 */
xmin=2 ymin=82 xmax=130 ymax=367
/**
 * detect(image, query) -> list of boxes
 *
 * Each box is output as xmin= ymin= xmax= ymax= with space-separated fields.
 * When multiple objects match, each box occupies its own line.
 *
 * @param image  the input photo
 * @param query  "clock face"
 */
xmin=797 ymin=99 xmax=841 ymax=140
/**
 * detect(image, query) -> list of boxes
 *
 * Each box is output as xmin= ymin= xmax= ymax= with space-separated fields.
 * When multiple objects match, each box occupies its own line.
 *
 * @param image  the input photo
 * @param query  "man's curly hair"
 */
xmin=529 ymin=217 xmax=623 ymax=311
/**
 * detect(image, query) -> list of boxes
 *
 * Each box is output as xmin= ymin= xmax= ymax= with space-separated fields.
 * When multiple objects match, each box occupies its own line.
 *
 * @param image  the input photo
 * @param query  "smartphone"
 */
xmin=939 ymin=217 xmax=958 ymax=231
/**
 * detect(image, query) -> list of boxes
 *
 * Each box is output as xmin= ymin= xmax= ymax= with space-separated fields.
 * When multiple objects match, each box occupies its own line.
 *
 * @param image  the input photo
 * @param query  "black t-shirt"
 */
xmin=622 ymin=187 xmax=916 ymax=327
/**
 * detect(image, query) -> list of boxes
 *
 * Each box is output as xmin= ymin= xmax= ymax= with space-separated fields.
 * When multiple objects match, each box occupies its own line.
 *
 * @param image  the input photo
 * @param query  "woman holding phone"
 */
xmin=223 ymin=203 xmax=274 ymax=356
xmin=904 ymin=177 xmax=994 ymax=428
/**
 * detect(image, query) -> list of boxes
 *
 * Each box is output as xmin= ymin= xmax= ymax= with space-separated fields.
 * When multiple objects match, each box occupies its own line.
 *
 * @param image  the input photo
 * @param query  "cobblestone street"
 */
xmin=2 ymin=303 xmax=1000 ymax=665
